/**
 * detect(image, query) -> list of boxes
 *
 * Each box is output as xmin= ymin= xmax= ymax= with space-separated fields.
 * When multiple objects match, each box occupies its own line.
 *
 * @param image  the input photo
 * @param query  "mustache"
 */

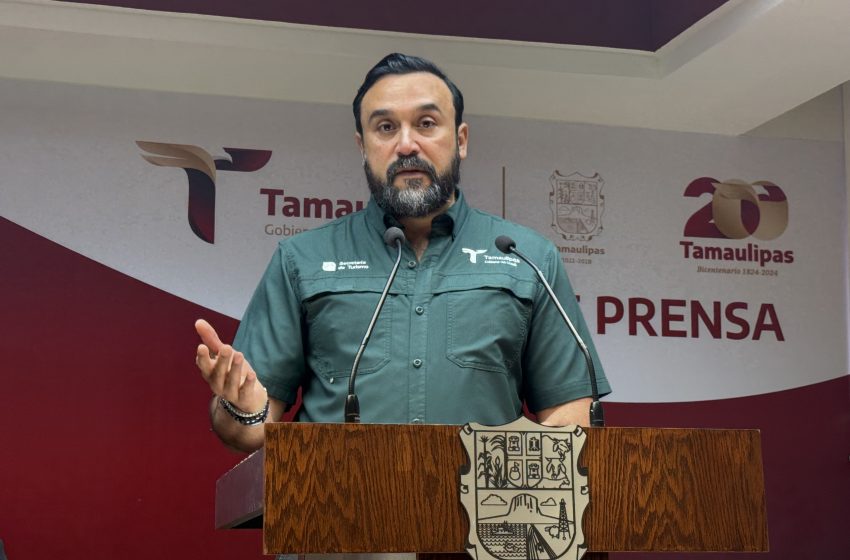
xmin=386 ymin=156 xmax=437 ymax=182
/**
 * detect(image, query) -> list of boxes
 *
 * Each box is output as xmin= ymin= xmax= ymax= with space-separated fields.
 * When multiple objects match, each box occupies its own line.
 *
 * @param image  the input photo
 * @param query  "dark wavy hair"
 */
xmin=353 ymin=53 xmax=465 ymax=135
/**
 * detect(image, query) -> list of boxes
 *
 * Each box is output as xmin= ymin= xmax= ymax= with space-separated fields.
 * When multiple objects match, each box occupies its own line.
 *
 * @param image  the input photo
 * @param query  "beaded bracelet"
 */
xmin=219 ymin=397 xmax=269 ymax=426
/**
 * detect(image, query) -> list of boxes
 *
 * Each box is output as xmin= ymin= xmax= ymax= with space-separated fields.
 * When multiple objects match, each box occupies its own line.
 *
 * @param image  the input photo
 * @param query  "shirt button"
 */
xmin=415 ymin=306 xmax=425 ymax=315
xmin=407 ymin=260 xmax=417 ymax=269
xmin=412 ymin=358 xmax=423 ymax=368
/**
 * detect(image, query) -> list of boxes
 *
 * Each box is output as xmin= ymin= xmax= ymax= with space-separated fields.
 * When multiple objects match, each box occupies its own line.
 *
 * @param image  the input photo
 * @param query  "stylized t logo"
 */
xmin=462 ymin=248 xmax=487 ymax=263
xmin=138 ymin=141 xmax=272 ymax=243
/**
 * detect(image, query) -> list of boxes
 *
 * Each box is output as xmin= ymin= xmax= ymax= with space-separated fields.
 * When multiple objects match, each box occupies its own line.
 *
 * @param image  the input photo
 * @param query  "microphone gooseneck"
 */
xmin=344 ymin=226 xmax=406 ymax=423
xmin=496 ymin=235 xmax=604 ymax=427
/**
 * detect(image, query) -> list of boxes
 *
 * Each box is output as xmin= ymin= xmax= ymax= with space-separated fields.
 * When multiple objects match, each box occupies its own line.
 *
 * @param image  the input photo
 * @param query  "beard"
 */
xmin=364 ymin=151 xmax=461 ymax=218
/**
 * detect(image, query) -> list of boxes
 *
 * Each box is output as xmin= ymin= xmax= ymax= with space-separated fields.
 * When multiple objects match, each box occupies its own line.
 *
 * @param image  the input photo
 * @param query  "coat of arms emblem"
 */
xmin=549 ymin=171 xmax=604 ymax=241
xmin=459 ymin=417 xmax=589 ymax=560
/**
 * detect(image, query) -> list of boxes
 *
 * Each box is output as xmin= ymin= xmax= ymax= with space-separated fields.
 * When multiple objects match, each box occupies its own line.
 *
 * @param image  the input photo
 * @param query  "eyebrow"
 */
xmin=367 ymin=103 xmax=445 ymax=124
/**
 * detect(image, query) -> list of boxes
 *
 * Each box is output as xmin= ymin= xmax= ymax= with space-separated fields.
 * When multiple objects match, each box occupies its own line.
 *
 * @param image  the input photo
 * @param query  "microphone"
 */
xmin=495 ymin=235 xmax=604 ymax=427
xmin=344 ymin=226 xmax=406 ymax=423
xmin=384 ymin=226 xmax=406 ymax=248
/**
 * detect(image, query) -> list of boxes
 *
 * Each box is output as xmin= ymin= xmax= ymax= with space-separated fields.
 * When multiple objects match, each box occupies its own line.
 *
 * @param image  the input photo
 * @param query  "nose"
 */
xmin=396 ymin=125 xmax=420 ymax=157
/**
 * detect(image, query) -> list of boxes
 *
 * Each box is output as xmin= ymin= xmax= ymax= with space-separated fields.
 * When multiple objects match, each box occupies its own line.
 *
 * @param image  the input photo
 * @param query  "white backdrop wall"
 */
xmin=1 ymin=77 xmax=846 ymax=402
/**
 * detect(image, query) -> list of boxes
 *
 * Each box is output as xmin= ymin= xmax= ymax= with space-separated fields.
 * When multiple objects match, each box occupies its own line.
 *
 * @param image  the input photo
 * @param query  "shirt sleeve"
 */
xmin=233 ymin=243 xmax=305 ymax=405
xmin=521 ymin=243 xmax=611 ymax=412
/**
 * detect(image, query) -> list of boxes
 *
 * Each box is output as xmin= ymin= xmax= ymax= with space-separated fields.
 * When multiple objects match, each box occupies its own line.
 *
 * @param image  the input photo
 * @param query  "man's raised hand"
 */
xmin=194 ymin=319 xmax=267 ymax=414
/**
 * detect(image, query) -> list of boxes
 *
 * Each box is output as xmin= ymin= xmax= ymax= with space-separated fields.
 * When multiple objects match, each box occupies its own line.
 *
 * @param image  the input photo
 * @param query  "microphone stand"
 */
xmin=496 ymin=236 xmax=604 ymax=427
xmin=344 ymin=227 xmax=406 ymax=423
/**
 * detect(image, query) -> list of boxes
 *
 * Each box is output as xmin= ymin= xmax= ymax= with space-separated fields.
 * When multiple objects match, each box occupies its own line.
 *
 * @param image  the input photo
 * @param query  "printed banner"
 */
xmin=0 ymin=77 xmax=846 ymax=404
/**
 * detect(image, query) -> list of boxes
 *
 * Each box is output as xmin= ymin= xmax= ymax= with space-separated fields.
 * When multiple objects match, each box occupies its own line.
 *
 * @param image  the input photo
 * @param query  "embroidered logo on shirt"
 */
xmin=483 ymin=254 xmax=520 ymax=267
xmin=462 ymin=248 xmax=520 ymax=267
xmin=322 ymin=260 xmax=370 ymax=272
xmin=463 ymin=248 xmax=487 ymax=263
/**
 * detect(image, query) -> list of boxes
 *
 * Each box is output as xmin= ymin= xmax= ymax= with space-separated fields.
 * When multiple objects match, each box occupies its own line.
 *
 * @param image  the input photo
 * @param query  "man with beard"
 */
xmin=195 ymin=53 xmax=610 ymax=452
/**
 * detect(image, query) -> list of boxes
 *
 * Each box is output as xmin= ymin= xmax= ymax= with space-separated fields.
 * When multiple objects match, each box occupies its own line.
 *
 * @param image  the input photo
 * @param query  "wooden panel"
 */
xmin=249 ymin=424 xmax=767 ymax=554
xmin=263 ymin=423 xmax=466 ymax=554
xmin=582 ymin=427 xmax=768 ymax=552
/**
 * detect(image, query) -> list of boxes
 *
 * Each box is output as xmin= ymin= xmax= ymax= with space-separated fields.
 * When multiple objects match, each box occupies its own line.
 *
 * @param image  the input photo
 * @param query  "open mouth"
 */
xmin=391 ymin=168 xmax=432 ymax=184
xmin=388 ymin=156 xmax=436 ymax=183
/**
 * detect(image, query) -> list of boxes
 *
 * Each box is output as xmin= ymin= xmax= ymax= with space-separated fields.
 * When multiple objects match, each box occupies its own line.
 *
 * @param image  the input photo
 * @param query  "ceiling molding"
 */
xmin=2 ymin=0 xmax=849 ymax=136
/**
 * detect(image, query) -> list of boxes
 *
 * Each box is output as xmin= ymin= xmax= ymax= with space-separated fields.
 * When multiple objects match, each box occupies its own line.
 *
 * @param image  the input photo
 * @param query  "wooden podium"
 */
xmin=215 ymin=424 xmax=768 ymax=557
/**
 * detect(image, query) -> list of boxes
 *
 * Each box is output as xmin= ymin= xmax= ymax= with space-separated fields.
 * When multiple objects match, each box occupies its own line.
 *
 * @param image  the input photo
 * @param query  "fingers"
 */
xmin=195 ymin=319 xmax=224 ymax=355
xmin=197 ymin=345 xmax=266 ymax=411
xmin=237 ymin=371 xmax=268 ymax=416
xmin=222 ymin=349 xmax=244 ymax=398
xmin=238 ymin=369 xmax=260 ymax=403
xmin=207 ymin=345 xmax=237 ymax=397
xmin=196 ymin=343 xmax=215 ymax=374
xmin=194 ymin=319 xmax=266 ymax=412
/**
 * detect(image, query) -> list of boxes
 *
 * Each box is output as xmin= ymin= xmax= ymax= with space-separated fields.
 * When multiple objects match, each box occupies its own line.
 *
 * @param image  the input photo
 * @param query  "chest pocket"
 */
xmin=300 ymin=277 xmax=393 ymax=380
xmin=436 ymin=274 xmax=536 ymax=375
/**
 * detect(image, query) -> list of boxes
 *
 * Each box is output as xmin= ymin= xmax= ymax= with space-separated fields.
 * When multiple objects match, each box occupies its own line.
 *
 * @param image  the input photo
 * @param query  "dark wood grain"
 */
xmin=236 ymin=424 xmax=768 ymax=554
xmin=582 ymin=428 xmax=768 ymax=552
xmin=263 ymin=423 xmax=466 ymax=554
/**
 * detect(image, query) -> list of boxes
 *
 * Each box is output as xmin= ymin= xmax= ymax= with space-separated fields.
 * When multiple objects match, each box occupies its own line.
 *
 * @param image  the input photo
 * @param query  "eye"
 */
xmin=419 ymin=118 xmax=437 ymax=129
xmin=377 ymin=122 xmax=396 ymax=133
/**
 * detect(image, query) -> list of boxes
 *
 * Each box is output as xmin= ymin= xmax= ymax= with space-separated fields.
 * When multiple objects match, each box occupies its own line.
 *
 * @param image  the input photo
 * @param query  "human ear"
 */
xmin=457 ymin=123 xmax=469 ymax=159
xmin=355 ymin=132 xmax=367 ymax=161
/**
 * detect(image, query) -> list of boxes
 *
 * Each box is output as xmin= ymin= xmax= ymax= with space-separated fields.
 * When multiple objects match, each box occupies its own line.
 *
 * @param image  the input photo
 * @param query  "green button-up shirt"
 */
xmin=234 ymin=190 xmax=610 ymax=424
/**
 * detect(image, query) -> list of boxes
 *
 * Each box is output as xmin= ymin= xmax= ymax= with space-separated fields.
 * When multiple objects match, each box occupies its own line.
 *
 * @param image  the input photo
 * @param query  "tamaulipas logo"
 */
xmin=138 ymin=141 xmax=272 ymax=243
xmin=549 ymin=171 xmax=605 ymax=242
xmin=680 ymin=177 xmax=794 ymax=267
xmin=459 ymin=417 xmax=589 ymax=560
xmin=463 ymin=248 xmax=487 ymax=263
xmin=461 ymin=248 xmax=520 ymax=267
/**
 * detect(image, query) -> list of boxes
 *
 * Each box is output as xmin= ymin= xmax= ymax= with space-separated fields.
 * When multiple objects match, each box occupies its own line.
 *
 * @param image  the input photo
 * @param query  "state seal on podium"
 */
xmin=459 ymin=417 xmax=590 ymax=560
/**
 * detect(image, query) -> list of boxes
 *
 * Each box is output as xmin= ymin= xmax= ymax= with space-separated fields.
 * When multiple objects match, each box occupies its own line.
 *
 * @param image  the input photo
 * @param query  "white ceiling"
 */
xmin=2 ymin=0 xmax=849 ymax=136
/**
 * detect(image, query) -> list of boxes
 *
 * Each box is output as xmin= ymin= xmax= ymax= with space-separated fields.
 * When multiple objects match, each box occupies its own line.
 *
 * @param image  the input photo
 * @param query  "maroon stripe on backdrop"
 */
xmin=0 ymin=216 xmax=266 ymax=559
xmin=56 ymin=0 xmax=728 ymax=51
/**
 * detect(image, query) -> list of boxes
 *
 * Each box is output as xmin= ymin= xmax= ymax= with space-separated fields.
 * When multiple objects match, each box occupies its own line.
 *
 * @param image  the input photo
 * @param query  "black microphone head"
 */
xmin=384 ymin=226 xmax=406 ymax=247
xmin=495 ymin=235 xmax=516 ymax=254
